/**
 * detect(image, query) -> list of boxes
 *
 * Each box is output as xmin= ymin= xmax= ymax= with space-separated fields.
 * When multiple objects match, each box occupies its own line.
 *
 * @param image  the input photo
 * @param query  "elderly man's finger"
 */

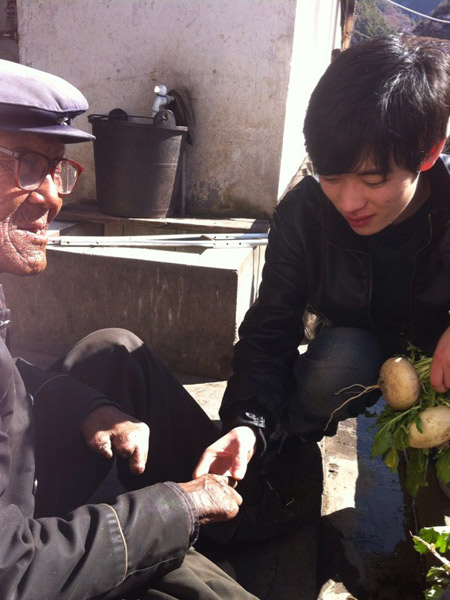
xmin=227 ymin=476 xmax=238 ymax=489
xmin=129 ymin=449 xmax=147 ymax=474
xmin=99 ymin=440 xmax=114 ymax=459
xmin=178 ymin=474 xmax=243 ymax=524
xmin=90 ymin=433 xmax=113 ymax=459
xmin=127 ymin=437 xmax=149 ymax=474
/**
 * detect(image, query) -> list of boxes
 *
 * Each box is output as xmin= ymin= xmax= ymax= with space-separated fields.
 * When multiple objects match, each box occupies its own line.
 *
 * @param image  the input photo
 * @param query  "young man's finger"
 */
xmin=230 ymin=454 xmax=248 ymax=480
xmin=192 ymin=451 xmax=214 ymax=479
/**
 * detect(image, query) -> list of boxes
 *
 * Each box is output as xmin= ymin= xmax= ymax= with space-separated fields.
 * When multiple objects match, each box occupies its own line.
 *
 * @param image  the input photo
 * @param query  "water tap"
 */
xmin=151 ymin=84 xmax=174 ymax=116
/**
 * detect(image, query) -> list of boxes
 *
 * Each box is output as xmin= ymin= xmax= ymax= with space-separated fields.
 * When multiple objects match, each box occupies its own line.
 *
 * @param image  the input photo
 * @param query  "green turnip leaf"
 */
xmin=436 ymin=447 xmax=450 ymax=484
xmin=383 ymin=447 xmax=399 ymax=471
xmin=406 ymin=449 xmax=428 ymax=497
xmin=371 ymin=425 xmax=393 ymax=458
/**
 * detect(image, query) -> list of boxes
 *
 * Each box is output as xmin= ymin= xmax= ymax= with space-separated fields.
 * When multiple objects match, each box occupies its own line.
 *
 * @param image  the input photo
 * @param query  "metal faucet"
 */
xmin=151 ymin=84 xmax=174 ymax=116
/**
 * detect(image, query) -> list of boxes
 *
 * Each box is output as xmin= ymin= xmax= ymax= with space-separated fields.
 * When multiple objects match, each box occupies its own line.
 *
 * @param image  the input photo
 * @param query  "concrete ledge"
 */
xmin=0 ymin=243 xmax=264 ymax=378
xmin=57 ymin=203 xmax=270 ymax=235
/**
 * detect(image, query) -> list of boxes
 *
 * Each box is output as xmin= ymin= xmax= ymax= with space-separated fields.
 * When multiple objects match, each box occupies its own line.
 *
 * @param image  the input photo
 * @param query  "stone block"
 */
xmin=0 ymin=243 xmax=264 ymax=379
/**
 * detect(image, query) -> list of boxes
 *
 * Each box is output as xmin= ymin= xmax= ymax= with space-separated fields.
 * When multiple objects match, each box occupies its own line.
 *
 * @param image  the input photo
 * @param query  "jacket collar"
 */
xmin=422 ymin=155 xmax=450 ymax=239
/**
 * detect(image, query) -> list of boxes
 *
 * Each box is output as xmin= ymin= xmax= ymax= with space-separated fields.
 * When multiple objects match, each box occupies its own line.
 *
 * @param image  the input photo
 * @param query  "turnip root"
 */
xmin=325 ymin=356 xmax=421 ymax=431
xmin=408 ymin=406 xmax=450 ymax=448
xmin=378 ymin=357 xmax=421 ymax=410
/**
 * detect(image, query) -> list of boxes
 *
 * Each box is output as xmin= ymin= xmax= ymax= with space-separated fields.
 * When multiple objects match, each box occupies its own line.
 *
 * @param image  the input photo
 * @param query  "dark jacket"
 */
xmin=0 ymin=289 xmax=197 ymax=599
xmin=220 ymin=156 xmax=450 ymax=437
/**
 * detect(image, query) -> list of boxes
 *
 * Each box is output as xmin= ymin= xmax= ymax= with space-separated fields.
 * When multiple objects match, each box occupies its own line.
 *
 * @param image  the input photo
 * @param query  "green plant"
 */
xmin=366 ymin=344 xmax=450 ymax=496
xmin=413 ymin=526 xmax=450 ymax=598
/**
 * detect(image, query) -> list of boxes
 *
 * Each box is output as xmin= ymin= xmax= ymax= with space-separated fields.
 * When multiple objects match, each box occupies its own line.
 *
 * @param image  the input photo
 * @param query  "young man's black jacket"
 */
xmin=220 ymin=155 xmax=450 ymax=438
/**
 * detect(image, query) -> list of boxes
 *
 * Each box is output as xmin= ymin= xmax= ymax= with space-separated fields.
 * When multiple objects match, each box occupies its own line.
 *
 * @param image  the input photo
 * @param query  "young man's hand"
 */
xmin=193 ymin=426 xmax=257 ymax=483
xmin=431 ymin=327 xmax=450 ymax=393
xmin=178 ymin=474 xmax=243 ymax=524
xmin=81 ymin=405 xmax=150 ymax=475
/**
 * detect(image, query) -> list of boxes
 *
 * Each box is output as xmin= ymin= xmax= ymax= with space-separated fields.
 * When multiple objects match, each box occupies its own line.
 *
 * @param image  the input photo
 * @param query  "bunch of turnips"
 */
xmin=353 ymin=345 xmax=450 ymax=496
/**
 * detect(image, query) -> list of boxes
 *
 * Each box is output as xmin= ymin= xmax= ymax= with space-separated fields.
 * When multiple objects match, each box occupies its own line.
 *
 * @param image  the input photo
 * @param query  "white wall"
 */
xmin=278 ymin=0 xmax=341 ymax=198
xmin=17 ymin=0 xmax=340 ymax=218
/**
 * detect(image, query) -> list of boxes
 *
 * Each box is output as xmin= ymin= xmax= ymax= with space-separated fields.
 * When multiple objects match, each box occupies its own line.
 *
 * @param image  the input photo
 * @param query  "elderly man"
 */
xmin=0 ymin=59 xmax=259 ymax=600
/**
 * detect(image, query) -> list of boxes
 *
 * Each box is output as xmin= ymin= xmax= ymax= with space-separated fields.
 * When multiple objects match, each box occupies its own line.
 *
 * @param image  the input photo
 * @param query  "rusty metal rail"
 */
xmin=47 ymin=233 xmax=268 ymax=249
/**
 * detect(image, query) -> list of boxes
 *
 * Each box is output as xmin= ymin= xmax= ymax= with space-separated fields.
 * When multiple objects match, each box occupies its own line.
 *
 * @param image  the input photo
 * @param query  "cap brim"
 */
xmin=0 ymin=123 xmax=95 ymax=143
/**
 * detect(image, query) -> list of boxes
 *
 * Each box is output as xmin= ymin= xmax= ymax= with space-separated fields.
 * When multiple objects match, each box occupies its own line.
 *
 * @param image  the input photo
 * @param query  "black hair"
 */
xmin=303 ymin=35 xmax=450 ymax=175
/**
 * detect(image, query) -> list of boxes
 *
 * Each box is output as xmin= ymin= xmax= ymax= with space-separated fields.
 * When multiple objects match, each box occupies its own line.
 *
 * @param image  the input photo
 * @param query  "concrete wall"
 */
xmin=17 ymin=0 xmax=340 ymax=219
xmin=0 ymin=0 xmax=18 ymax=62
xmin=278 ymin=1 xmax=341 ymax=198
xmin=0 ymin=244 xmax=264 ymax=378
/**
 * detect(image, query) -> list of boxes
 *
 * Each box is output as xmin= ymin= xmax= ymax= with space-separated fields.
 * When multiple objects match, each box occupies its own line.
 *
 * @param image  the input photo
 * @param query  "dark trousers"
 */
xmin=284 ymin=327 xmax=388 ymax=440
xmin=32 ymin=328 xmax=258 ymax=600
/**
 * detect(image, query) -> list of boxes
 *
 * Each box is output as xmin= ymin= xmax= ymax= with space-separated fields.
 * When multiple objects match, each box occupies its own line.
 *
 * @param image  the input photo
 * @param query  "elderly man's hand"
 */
xmin=81 ymin=405 xmax=150 ymax=475
xmin=178 ymin=474 xmax=243 ymax=525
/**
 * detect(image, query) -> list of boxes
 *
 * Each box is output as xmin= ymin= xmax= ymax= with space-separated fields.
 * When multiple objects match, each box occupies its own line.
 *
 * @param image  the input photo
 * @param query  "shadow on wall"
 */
xmin=188 ymin=181 xmax=274 ymax=220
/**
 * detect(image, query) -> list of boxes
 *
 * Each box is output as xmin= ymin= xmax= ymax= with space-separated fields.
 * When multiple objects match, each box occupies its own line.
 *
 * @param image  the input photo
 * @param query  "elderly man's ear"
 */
xmin=421 ymin=138 xmax=446 ymax=172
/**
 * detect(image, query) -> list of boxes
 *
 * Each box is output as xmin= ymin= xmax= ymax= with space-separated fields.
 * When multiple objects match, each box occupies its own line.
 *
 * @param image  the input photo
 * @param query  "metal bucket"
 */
xmin=88 ymin=112 xmax=188 ymax=218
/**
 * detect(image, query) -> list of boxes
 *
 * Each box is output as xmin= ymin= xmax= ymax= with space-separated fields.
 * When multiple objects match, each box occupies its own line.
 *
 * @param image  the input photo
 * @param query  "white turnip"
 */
xmin=408 ymin=405 xmax=450 ymax=448
xmin=378 ymin=357 xmax=421 ymax=410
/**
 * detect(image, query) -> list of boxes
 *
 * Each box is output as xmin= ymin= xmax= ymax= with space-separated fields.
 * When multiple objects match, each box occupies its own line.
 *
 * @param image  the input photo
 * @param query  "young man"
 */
xmin=195 ymin=35 xmax=450 ymax=497
xmin=0 ymin=59 xmax=259 ymax=600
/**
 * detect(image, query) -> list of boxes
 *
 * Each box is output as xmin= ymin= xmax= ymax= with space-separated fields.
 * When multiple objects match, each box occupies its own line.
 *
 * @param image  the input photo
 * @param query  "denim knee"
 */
xmin=286 ymin=327 xmax=387 ymax=438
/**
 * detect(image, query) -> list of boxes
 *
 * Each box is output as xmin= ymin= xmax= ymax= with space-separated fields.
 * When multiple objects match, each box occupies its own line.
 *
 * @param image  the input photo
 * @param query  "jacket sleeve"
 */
xmin=0 ymin=481 xmax=197 ymax=600
xmin=220 ymin=189 xmax=309 ymax=440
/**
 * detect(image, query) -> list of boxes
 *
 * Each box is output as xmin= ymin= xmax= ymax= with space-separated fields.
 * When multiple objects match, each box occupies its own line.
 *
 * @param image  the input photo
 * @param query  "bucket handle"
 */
xmin=88 ymin=110 xmax=154 ymax=123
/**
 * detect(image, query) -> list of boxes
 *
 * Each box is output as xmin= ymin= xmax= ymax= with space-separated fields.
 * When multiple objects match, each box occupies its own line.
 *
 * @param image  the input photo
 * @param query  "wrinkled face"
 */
xmin=0 ymin=132 xmax=63 ymax=275
xmin=318 ymin=159 xmax=424 ymax=236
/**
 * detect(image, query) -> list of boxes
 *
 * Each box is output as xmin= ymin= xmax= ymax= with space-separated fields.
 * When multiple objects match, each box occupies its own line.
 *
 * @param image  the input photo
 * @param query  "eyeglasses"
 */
xmin=0 ymin=144 xmax=84 ymax=195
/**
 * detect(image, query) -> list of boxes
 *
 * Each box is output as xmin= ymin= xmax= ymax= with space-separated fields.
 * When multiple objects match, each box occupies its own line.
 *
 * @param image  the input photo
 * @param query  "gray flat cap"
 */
xmin=0 ymin=59 xmax=94 ymax=143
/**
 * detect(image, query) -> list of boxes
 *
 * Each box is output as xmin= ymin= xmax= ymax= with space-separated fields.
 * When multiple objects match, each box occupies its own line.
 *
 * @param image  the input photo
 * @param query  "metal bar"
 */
xmin=47 ymin=232 xmax=268 ymax=249
xmin=48 ymin=240 xmax=268 ymax=248
xmin=50 ymin=233 xmax=267 ymax=242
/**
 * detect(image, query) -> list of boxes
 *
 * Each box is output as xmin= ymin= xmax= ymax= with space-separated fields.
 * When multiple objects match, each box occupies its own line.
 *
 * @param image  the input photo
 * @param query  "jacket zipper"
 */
xmin=409 ymin=214 xmax=433 ymax=341
xmin=352 ymin=248 xmax=374 ymax=329
xmin=366 ymin=252 xmax=374 ymax=329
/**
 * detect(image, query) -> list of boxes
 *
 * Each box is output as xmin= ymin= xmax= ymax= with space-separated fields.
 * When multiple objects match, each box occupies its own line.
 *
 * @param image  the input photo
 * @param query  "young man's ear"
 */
xmin=420 ymin=138 xmax=447 ymax=172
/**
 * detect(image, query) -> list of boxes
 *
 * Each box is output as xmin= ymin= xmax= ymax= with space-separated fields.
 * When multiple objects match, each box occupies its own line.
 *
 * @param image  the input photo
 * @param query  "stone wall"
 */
xmin=17 ymin=0 xmax=340 ymax=218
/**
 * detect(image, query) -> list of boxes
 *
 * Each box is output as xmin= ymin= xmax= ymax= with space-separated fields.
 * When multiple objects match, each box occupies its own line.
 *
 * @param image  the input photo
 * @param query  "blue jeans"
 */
xmin=283 ymin=327 xmax=388 ymax=440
